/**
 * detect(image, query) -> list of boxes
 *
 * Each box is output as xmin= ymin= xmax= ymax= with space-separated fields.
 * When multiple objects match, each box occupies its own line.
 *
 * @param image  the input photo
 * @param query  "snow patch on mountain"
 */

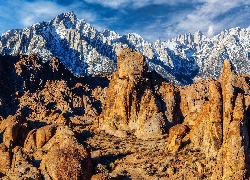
xmin=0 ymin=12 xmax=250 ymax=85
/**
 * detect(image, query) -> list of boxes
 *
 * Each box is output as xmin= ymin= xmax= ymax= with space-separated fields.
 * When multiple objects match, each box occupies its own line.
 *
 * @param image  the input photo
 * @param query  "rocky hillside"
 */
xmin=0 ymin=48 xmax=250 ymax=179
xmin=0 ymin=53 xmax=109 ymax=120
xmin=1 ymin=12 xmax=250 ymax=85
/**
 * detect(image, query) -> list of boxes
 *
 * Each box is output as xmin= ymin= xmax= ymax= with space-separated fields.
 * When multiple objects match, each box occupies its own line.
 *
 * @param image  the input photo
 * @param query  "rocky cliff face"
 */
xmin=184 ymin=60 xmax=250 ymax=179
xmin=99 ymin=48 xmax=179 ymax=138
xmin=1 ymin=12 xmax=250 ymax=85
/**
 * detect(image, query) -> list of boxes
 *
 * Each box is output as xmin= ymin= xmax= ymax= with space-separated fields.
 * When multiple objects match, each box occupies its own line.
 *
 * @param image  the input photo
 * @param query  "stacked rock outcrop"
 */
xmin=221 ymin=60 xmax=249 ymax=179
xmin=98 ymin=49 xmax=250 ymax=178
xmin=186 ymin=60 xmax=250 ymax=179
xmin=0 ymin=54 xmax=102 ymax=179
xmin=0 ymin=119 xmax=92 ymax=179
xmin=99 ymin=48 xmax=179 ymax=138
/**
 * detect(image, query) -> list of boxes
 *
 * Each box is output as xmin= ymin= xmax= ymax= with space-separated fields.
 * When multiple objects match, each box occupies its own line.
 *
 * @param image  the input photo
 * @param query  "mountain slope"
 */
xmin=0 ymin=12 xmax=250 ymax=85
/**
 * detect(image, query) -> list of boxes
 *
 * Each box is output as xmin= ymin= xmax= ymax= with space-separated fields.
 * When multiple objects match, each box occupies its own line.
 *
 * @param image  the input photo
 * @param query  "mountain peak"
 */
xmin=0 ymin=12 xmax=250 ymax=85
xmin=60 ymin=11 xmax=76 ymax=19
xmin=53 ymin=11 xmax=78 ymax=28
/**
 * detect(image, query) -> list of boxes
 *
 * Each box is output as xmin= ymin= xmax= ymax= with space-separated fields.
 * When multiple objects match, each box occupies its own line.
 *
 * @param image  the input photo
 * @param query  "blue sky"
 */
xmin=0 ymin=0 xmax=250 ymax=42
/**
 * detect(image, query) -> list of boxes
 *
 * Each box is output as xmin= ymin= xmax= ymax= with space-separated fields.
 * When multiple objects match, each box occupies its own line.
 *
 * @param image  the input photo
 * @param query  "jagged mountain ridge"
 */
xmin=0 ymin=11 xmax=250 ymax=85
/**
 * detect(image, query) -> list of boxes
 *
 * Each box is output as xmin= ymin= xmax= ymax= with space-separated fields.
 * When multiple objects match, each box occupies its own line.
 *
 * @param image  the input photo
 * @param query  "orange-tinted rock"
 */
xmin=23 ymin=129 xmax=37 ymax=154
xmin=187 ymin=60 xmax=250 ymax=179
xmin=188 ymin=102 xmax=210 ymax=149
xmin=91 ymin=173 xmax=111 ymax=180
xmin=186 ymin=78 xmax=222 ymax=152
xmin=47 ymin=111 xmax=71 ymax=126
xmin=18 ymin=79 xmax=99 ymax=123
xmin=2 ymin=50 xmax=250 ymax=179
xmin=14 ymin=54 xmax=42 ymax=76
xmin=221 ymin=60 xmax=237 ymax=141
xmin=0 ymin=114 xmax=29 ymax=148
xmin=220 ymin=60 xmax=249 ymax=179
xmin=209 ymin=81 xmax=223 ymax=123
xmin=36 ymin=124 xmax=57 ymax=149
xmin=157 ymin=80 xmax=181 ymax=126
xmin=24 ymin=124 xmax=92 ymax=180
xmin=205 ymin=80 xmax=223 ymax=154
xmin=222 ymin=92 xmax=248 ymax=179
xmin=40 ymin=126 xmax=92 ymax=180
xmin=0 ymin=143 xmax=11 ymax=174
xmin=187 ymin=79 xmax=223 ymax=178
xmin=99 ymin=48 xmax=166 ymax=138
xmin=24 ymin=124 xmax=58 ymax=154
xmin=168 ymin=124 xmax=188 ymax=143
xmin=179 ymin=78 xmax=212 ymax=126
xmin=49 ymin=57 xmax=61 ymax=72
xmin=168 ymin=124 xmax=188 ymax=151
xmin=41 ymin=147 xmax=91 ymax=180
xmin=7 ymin=146 xmax=41 ymax=180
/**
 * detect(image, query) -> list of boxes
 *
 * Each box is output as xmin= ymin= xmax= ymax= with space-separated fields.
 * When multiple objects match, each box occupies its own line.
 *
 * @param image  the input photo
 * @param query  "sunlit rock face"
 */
xmin=99 ymin=48 xmax=167 ymax=138
xmin=186 ymin=60 xmax=250 ymax=179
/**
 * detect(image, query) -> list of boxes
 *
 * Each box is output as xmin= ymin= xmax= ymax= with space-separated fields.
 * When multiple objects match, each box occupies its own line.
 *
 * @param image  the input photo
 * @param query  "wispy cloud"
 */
xmin=20 ymin=1 xmax=72 ymax=26
xmin=0 ymin=0 xmax=250 ymax=43
xmin=82 ymin=0 xmax=250 ymax=41
xmin=84 ymin=0 xmax=128 ymax=9
xmin=164 ymin=0 xmax=250 ymax=38
xmin=0 ymin=0 xmax=98 ymax=30
xmin=207 ymin=25 xmax=214 ymax=37
xmin=84 ymin=0 xmax=189 ymax=9
xmin=0 ymin=0 xmax=68 ymax=28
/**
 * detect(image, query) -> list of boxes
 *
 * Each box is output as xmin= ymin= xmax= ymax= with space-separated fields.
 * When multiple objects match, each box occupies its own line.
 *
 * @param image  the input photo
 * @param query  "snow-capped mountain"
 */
xmin=1 ymin=12 xmax=250 ymax=85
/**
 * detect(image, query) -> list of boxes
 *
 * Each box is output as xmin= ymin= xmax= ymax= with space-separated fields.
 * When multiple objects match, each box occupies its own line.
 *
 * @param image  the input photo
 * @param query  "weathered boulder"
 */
xmin=23 ymin=124 xmax=93 ymax=179
xmin=36 ymin=124 xmax=57 ymax=149
xmin=6 ymin=146 xmax=41 ymax=180
xmin=168 ymin=124 xmax=188 ymax=151
xmin=0 ymin=114 xmax=29 ymax=148
xmin=40 ymin=125 xmax=92 ymax=180
xmin=23 ymin=124 xmax=58 ymax=154
xmin=41 ymin=146 xmax=91 ymax=180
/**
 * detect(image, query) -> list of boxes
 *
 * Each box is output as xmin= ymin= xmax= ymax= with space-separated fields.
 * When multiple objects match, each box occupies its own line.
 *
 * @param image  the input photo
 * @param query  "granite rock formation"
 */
xmin=0 ymin=47 xmax=250 ymax=179
xmin=186 ymin=60 xmax=250 ymax=179
xmin=0 ymin=114 xmax=29 ymax=149
xmin=98 ymin=48 xmax=250 ymax=178
xmin=0 ymin=53 xmax=102 ymax=179
xmin=168 ymin=124 xmax=188 ymax=151
xmin=0 ymin=53 xmax=108 ymax=120
xmin=39 ymin=125 xmax=92 ymax=180
xmin=99 ymin=48 xmax=179 ymax=138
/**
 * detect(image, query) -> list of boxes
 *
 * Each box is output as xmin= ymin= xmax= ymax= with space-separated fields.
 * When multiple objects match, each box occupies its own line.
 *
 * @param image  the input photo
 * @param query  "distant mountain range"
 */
xmin=0 ymin=11 xmax=250 ymax=85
